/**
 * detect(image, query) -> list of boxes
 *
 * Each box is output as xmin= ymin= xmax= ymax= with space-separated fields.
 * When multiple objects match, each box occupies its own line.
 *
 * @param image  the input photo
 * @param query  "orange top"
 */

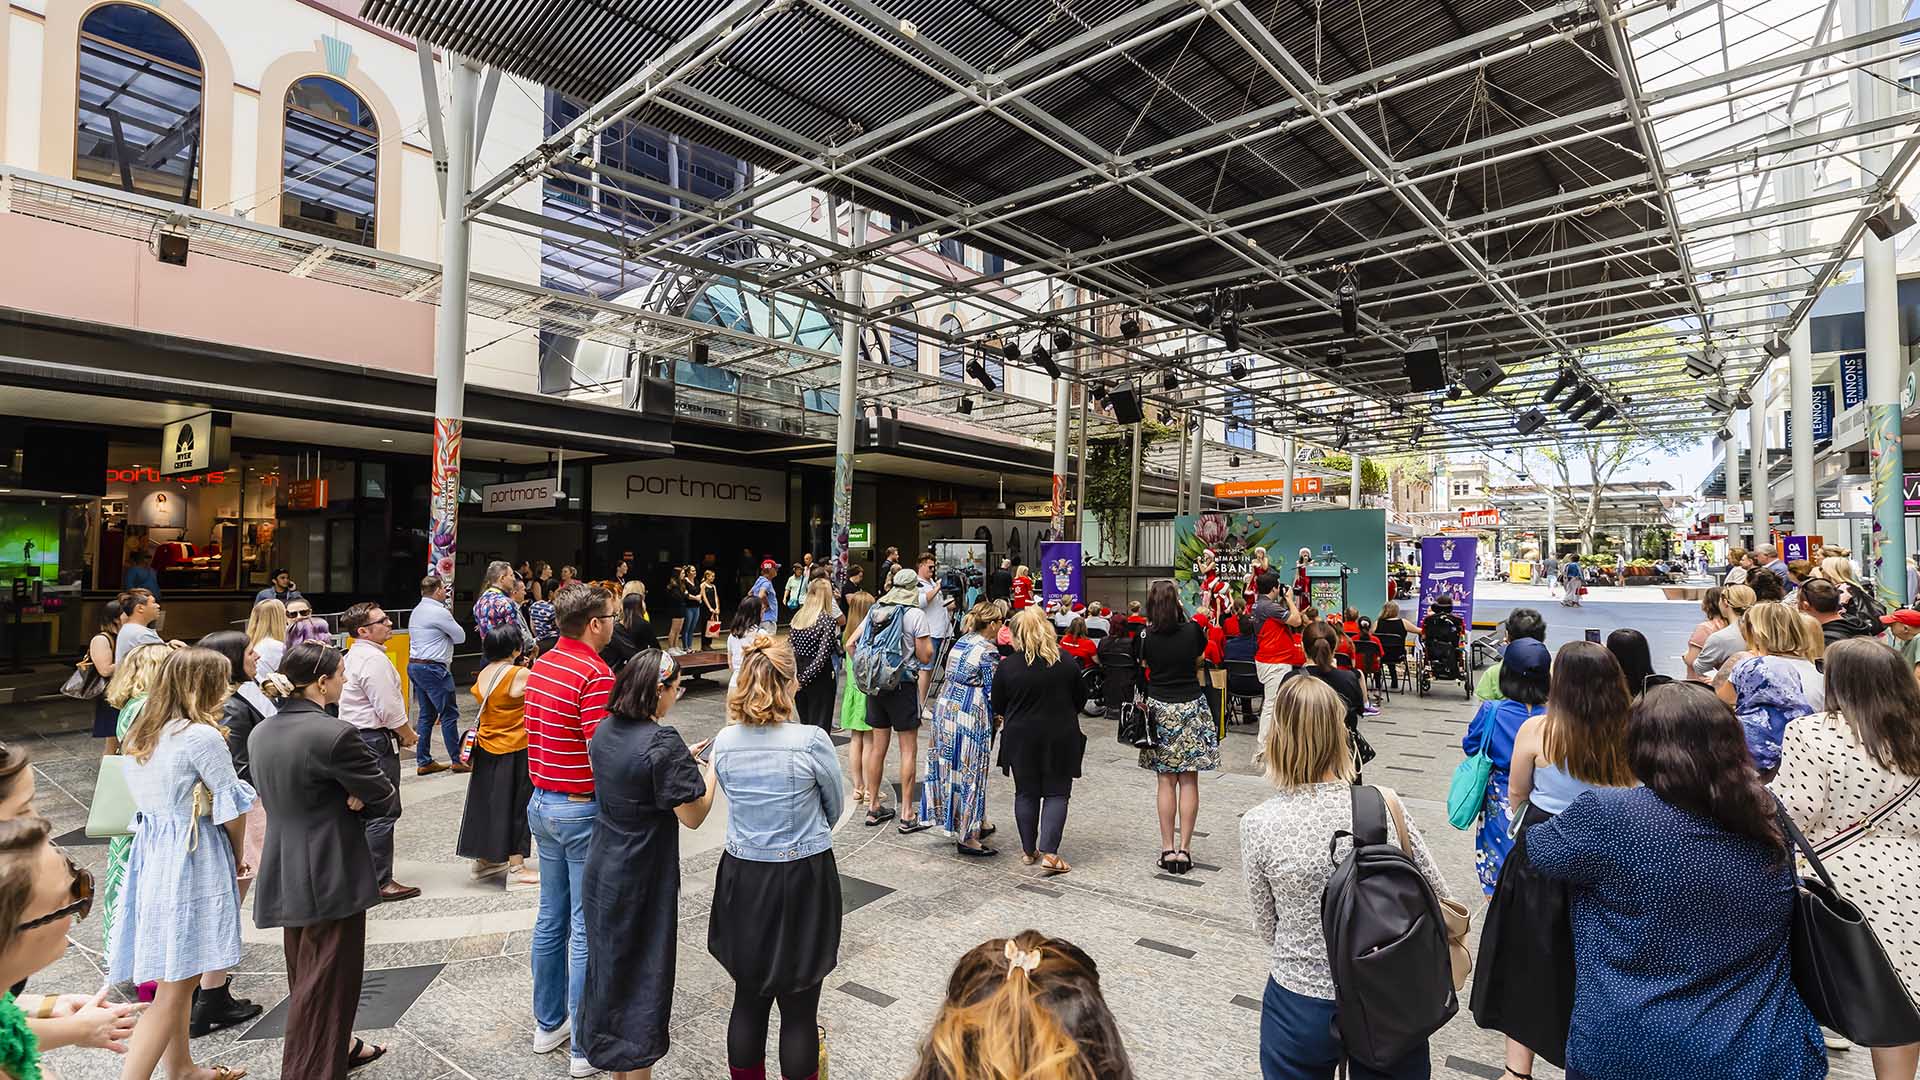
xmin=470 ymin=664 xmax=528 ymax=755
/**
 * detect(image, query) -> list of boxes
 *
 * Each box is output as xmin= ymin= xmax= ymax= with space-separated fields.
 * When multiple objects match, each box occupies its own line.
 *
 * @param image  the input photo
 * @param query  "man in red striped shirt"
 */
xmin=523 ymin=581 xmax=617 ymax=1071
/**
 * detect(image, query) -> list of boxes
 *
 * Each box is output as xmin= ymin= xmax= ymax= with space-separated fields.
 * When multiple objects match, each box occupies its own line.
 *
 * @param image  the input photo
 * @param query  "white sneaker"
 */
xmin=532 ymin=1019 xmax=571 ymax=1054
xmin=569 ymin=1057 xmax=600 ymax=1078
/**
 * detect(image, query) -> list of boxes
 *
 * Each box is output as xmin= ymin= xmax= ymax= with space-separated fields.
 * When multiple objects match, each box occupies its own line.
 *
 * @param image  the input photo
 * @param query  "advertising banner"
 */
xmin=1842 ymin=353 xmax=1867 ymax=410
xmin=481 ymin=478 xmax=559 ymax=513
xmin=1417 ymin=535 xmax=1478 ymax=627
xmin=591 ymin=460 xmax=786 ymax=522
xmin=1812 ymin=384 xmax=1834 ymax=442
xmin=1038 ymin=541 xmax=1083 ymax=609
xmin=1782 ymin=535 xmax=1810 ymax=563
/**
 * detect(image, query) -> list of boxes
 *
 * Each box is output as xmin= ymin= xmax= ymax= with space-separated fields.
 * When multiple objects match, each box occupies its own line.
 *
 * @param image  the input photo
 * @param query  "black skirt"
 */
xmin=92 ymin=696 xmax=119 ymax=739
xmin=1469 ymin=802 xmax=1573 ymax=1067
xmin=795 ymin=677 xmax=837 ymax=733
xmin=708 ymin=849 xmax=841 ymax=997
xmin=454 ymin=744 xmax=532 ymax=862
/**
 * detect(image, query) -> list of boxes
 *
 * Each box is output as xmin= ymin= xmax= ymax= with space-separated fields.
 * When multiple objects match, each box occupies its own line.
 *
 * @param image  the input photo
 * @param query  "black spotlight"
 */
xmin=1222 ymin=311 xmax=1240 ymax=351
xmin=1228 ymin=454 xmax=1241 ymax=468
xmin=1568 ymin=395 xmax=1600 ymax=422
xmin=1335 ymin=428 xmax=1351 ymax=449
xmin=1032 ymin=343 xmax=1061 ymax=380
xmin=1326 ymin=346 xmax=1345 ymax=368
xmin=1557 ymin=383 xmax=1592 ymax=414
xmin=1338 ymin=274 xmax=1359 ymax=338
xmin=1716 ymin=426 xmax=1734 ymax=442
xmin=1051 ymin=327 xmax=1072 ymax=353
xmin=1001 ymin=338 xmax=1022 ymax=367
xmin=965 ymin=357 xmax=998 ymax=392
xmin=1446 ymin=384 xmax=1463 ymax=401
xmin=1733 ymin=389 xmax=1753 ymax=410
xmin=1541 ymin=368 xmax=1578 ymax=403
xmin=1092 ymin=380 xmax=1110 ymax=401
xmin=1161 ymin=370 xmax=1179 ymax=392
xmin=1228 ymin=359 xmax=1248 ymax=380
xmin=959 ymin=396 xmax=974 ymax=415
xmin=1119 ymin=313 xmax=1141 ymax=340
xmin=1866 ymin=197 xmax=1917 ymax=240
xmin=1515 ymin=407 xmax=1547 ymax=435
xmin=1196 ymin=297 xmax=1217 ymax=327
xmin=1585 ymin=404 xmax=1618 ymax=430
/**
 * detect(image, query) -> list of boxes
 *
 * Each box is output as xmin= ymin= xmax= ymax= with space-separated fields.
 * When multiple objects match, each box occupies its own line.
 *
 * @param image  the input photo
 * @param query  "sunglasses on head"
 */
xmin=18 ymin=854 xmax=93 ymax=933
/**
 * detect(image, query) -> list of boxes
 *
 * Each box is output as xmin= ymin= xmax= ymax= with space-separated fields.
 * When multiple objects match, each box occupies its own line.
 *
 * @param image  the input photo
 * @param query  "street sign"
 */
xmin=847 ymin=523 xmax=873 ymax=547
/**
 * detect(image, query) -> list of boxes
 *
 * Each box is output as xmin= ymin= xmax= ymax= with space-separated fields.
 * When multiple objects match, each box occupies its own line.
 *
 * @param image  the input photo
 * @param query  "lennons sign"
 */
xmin=591 ymin=460 xmax=787 ymax=522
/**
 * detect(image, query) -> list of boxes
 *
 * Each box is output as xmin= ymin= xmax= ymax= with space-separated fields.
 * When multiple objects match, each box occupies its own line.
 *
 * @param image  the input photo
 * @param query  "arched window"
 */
xmin=281 ymin=76 xmax=379 ymax=246
xmin=75 ymin=4 xmax=205 ymax=205
xmin=888 ymin=302 xmax=918 ymax=369
xmin=938 ymin=315 xmax=965 ymax=382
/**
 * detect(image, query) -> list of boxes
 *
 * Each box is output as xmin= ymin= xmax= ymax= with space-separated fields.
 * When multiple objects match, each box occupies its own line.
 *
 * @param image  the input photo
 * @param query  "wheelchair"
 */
xmin=1414 ymin=634 xmax=1472 ymax=699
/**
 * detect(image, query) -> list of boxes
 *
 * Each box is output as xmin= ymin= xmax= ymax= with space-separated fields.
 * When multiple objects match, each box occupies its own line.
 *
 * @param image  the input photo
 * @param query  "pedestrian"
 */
xmin=115 ymin=588 xmax=165 ymax=661
xmin=993 ymin=607 xmax=1088 ymax=874
xmin=783 ymin=562 xmax=806 ymax=619
xmin=337 ymin=602 xmax=421 ymax=902
xmin=1461 ymin=638 xmax=1552 ymax=894
xmin=879 ymin=545 xmax=902 ymax=588
xmin=750 ymin=559 xmax=781 ymax=630
xmin=474 ymin=560 xmax=522 ymax=638
xmin=1137 ymin=579 xmax=1218 ymax=876
xmin=916 ymin=552 xmax=956 ymax=717
xmin=285 ymin=615 xmax=334 ymax=653
xmin=579 ymin=651 xmax=716 ymax=1080
xmin=1723 ymin=549 xmax=1751 ymax=586
xmin=1373 ymin=601 xmax=1415 ymax=690
xmin=699 ymin=569 xmax=722 ymax=650
xmin=919 ymin=601 xmax=1003 ymax=855
xmin=410 ymin=575 xmax=468 ymax=776
xmin=246 ymin=598 xmax=289 ymax=681
xmin=1243 ymin=676 xmax=1453 ymax=1080
xmin=1691 ymin=584 xmax=1756 ymax=680
xmin=125 ymin=548 xmax=159 ymax=597
xmin=1528 ymin=683 xmax=1826 ymax=1078
xmin=111 ymin=647 xmax=257 ymax=1080
xmin=248 ymin=641 xmax=398 ymax=1077
xmin=682 ymin=566 xmax=704 ymax=652
xmin=601 ymin=588 xmax=659 ymax=674
xmin=789 ymin=578 xmax=841 ymax=732
xmin=840 ymin=590 xmax=876 ymax=806
xmin=664 ymin=570 xmax=689 ymax=657
xmin=854 ymin=569 xmax=934 ymax=830
xmin=1683 ymin=587 xmax=1727 ymax=682
xmin=708 ymin=636 xmax=845 ymax=1080
xmin=98 ymin=640 xmax=173 ymax=961
xmin=1716 ymin=601 xmax=1825 ymax=775
xmin=531 ymin=579 xmax=559 ymax=642
xmin=1884 ymin=608 xmax=1920 ymax=675
xmin=1283 ymin=623 xmax=1366 ymax=774
xmin=1773 ymin=637 xmax=1920 ymax=1078
xmin=1245 ymin=573 xmax=1307 ymax=743
xmin=988 ymin=557 xmax=1014 ymax=604
xmin=1010 ymin=565 xmax=1034 ymax=610
xmin=1559 ymin=556 xmax=1584 ymax=606
xmin=85 ymin=596 xmax=127 ymax=754
xmin=284 ymin=596 xmax=314 ymax=623
xmin=838 ymin=564 xmax=866 ymax=614
xmin=1473 ymin=641 xmax=1635 ymax=1078
xmin=252 ymin=569 xmax=303 ymax=607
xmin=1474 ymin=609 xmax=1546 ymax=703
xmin=905 ymin=931 xmax=1134 ymax=1080
xmin=456 ymin=625 xmax=538 ymax=886
xmin=1601 ymin=628 xmax=1671 ymax=702
xmin=726 ymin=596 xmax=769 ymax=686
xmin=1059 ymin=616 xmax=1097 ymax=667
xmin=524 ymin=582 xmax=618 ymax=1075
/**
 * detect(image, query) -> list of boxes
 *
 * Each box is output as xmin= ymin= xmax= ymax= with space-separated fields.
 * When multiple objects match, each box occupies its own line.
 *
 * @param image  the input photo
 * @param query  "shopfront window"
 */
xmin=75 ymin=4 xmax=204 ymax=205
xmin=100 ymin=449 xmax=281 ymax=592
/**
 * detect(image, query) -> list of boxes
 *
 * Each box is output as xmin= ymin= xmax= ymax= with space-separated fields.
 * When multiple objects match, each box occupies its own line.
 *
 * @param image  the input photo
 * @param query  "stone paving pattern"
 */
xmin=5 ymin=586 xmax=1873 ymax=1079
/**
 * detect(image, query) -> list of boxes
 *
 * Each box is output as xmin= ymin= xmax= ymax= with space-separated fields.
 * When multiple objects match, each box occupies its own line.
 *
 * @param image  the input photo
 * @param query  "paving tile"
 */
xmin=840 ymin=873 xmax=897 ymax=915
xmin=835 ymin=980 xmax=897 ymax=1008
xmin=51 ymin=826 xmax=110 ymax=847
xmin=1152 ymin=872 xmax=1203 ymax=887
xmin=1135 ymin=938 xmax=1196 ymax=959
xmin=1443 ymin=1055 xmax=1506 ymax=1079
xmin=242 ymin=964 xmax=445 ymax=1040
xmin=1017 ymin=883 xmax=1061 ymax=897
xmin=1230 ymin=993 xmax=1262 ymax=1011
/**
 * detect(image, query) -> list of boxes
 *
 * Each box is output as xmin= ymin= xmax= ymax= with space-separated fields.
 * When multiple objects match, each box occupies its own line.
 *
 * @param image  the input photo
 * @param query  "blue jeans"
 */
xmin=527 ymin=790 xmax=595 ymax=1047
xmin=684 ymin=605 xmax=703 ymax=650
xmin=409 ymin=662 xmax=459 ymax=765
xmin=1260 ymin=977 xmax=1429 ymax=1080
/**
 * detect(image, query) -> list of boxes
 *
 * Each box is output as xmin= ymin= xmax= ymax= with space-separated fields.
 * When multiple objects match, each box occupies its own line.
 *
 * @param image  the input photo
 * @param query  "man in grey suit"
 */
xmin=249 ymin=641 xmax=399 ymax=1079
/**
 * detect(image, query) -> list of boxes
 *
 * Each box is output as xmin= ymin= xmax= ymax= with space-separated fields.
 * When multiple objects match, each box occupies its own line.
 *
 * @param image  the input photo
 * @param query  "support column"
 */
xmin=1724 ymin=427 xmax=1743 ymax=550
xmin=1750 ymin=388 xmax=1771 ymax=548
xmin=1175 ymin=417 xmax=1190 ymax=514
xmin=829 ymin=200 xmax=869 ymax=590
xmin=1073 ymin=370 xmax=1089 ymax=542
xmin=1189 ymin=415 xmax=1206 ymax=514
xmin=1283 ymin=438 xmax=1296 ymax=511
xmin=1545 ymin=482 xmax=1557 ymax=559
xmin=427 ymin=58 xmax=479 ymax=579
xmin=1349 ymin=452 xmax=1360 ymax=505
xmin=1050 ymin=289 xmax=1073 ymax=539
xmin=1859 ymin=0 xmax=1906 ymax=605
xmin=1785 ymin=163 xmax=1818 ymax=535
xmin=1127 ymin=421 xmax=1143 ymax=563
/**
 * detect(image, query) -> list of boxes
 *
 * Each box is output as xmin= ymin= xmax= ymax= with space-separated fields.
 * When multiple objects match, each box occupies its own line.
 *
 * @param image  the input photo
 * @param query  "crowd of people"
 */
xmin=22 ymin=535 xmax=1920 ymax=1080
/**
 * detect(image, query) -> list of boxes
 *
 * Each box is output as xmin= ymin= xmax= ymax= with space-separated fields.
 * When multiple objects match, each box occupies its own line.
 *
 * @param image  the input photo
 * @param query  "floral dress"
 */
xmin=919 ymin=634 xmax=998 ymax=838
xmin=1727 ymin=655 xmax=1823 ymax=773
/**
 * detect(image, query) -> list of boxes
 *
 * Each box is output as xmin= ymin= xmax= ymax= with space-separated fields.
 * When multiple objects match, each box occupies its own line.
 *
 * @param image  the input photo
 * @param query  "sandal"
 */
xmin=897 ymin=819 xmax=932 ymax=835
xmin=977 ymin=824 xmax=996 ymax=839
xmin=507 ymin=866 xmax=540 ymax=886
xmin=1157 ymin=850 xmax=1176 ymax=872
xmin=347 ymin=1038 xmax=388 ymax=1071
xmin=203 ymin=1067 xmax=249 ymax=1080
xmin=956 ymin=842 xmax=998 ymax=857
xmin=1171 ymin=849 xmax=1193 ymax=875
xmin=1040 ymin=854 xmax=1071 ymax=875
xmin=1501 ymin=1072 xmax=1532 ymax=1080
xmin=1021 ymin=852 xmax=1038 ymax=866
xmin=863 ymin=806 xmax=896 ymax=827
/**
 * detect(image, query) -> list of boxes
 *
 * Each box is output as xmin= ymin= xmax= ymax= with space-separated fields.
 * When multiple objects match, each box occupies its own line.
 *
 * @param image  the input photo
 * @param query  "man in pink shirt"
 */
xmin=338 ymin=602 xmax=420 ymax=901
xmin=522 ymin=582 xmax=617 ymax=1070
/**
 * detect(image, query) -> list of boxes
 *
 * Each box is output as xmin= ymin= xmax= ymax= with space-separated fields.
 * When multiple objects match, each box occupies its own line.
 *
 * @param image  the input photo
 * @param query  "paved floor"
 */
xmin=5 ymin=596 xmax=1870 ymax=1080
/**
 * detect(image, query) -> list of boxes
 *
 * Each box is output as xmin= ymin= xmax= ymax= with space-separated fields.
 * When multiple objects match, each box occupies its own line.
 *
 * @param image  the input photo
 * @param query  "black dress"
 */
xmin=991 ymin=653 xmax=1088 ymax=798
xmin=1469 ymin=802 xmax=1573 ymax=1067
xmin=578 ymin=717 xmax=705 ymax=1072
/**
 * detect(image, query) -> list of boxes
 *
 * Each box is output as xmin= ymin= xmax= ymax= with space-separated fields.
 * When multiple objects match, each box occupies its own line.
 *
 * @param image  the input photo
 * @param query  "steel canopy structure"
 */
xmin=360 ymin=0 xmax=1920 ymax=459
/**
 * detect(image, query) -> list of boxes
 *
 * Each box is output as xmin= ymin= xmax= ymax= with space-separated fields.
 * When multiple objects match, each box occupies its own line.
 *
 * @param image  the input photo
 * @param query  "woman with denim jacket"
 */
xmin=708 ymin=636 xmax=847 ymax=1080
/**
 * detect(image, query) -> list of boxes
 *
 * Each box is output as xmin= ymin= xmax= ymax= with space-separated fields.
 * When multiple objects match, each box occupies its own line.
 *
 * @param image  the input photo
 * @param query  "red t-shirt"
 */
xmin=525 ymin=636 xmax=614 ymax=795
xmin=1255 ymin=611 xmax=1308 ymax=666
xmin=1010 ymin=576 xmax=1034 ymax=609
xmin=1059 ymin=636 xmax=1097 ymax=667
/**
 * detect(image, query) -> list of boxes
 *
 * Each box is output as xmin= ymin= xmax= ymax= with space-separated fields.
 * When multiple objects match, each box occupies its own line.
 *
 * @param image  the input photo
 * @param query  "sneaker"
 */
xmin=532 ymin=1019 xmax=571 ymax=1054
xmin=450 ymin=762 xmax=472 ymax=774
xmin=569 ymin=1058 xmax=600 ymax=1078
xmin=417 ymin=761 xmax=448 ymax=776
xmin=471 ymin=859 xmax=509 ymax=879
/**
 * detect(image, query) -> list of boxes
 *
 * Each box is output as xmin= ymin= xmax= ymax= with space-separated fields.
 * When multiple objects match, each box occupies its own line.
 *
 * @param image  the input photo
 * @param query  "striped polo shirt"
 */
xmin=525 ymin=636 xmax=613 ymax=794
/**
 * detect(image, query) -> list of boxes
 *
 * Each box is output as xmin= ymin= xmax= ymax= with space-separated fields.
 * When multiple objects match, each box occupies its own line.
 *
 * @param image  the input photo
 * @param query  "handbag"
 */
xmin=86 ymin=755 xmax=138 ymax=838
xmin=1381 ymin=787 xmax=1472 ymax=991
xmin=60 ymin=662 xmax=105 ymax=701
xmin=1114 ymin=701 xmax=1158 ymax=749
xmin=704 ymin=619 xmax=722 ymax=639
xmin=1778 ymin=802 xmax=1920 ymax=1046
xmin=1447 ymin=744 xmax=1493 ymax=830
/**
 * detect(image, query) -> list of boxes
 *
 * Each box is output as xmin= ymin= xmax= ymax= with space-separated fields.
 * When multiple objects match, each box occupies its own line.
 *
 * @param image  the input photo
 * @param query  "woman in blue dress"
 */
xmin=919 ymin=601 xmax=1003 ymax=855
xmin=1529 ymin=683 xmax=1825 ymax=1079
xmin=111 ymin=646 xmax=257 ymax=1080
xmin=1461 ymin=638 xmax=1551 ymax=894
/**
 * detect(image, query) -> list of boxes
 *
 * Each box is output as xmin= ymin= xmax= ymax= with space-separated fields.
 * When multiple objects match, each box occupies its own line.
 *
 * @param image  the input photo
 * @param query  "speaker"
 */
xmin=1866 ymin=198 xmax=1916 ymax=240
xmin=1403 ymin=336 xmax=1446 ymax=393
xmin=1106 ymin=387 xmax=1145 ymax=424
xmin=1514 ymin=407 xmax=1547 ymax=435
xmin=1458 ymin=356 xmax=1506 ymax=396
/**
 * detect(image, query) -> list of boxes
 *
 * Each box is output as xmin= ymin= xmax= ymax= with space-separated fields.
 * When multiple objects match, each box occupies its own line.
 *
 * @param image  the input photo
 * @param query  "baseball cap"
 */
xmin=761 ymin=558 xmax=778 ymax=570
xmin=1882 ymin=609 xmax=1920 ymax=628
xmin=1502 ymin=638 xmax=1551 ymax=681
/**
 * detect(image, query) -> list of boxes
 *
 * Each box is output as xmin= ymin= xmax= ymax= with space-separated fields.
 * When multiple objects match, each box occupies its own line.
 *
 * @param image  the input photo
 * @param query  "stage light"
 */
xmin=1866 ymin=197 xmax=1917 ymax=240
xmin=1196 ymin=298 xmax=1216 ymax=327
xmin=1763 ymin=334 xmax=1790 ymax=358
xmin=1568 ymin=395 xmax=1600 ymax=422
xmin=1733 ymin=389 xmax=1753 ymax=410
xmin=1325 ymin=346 xmax=1345 ymax=368
xmin=1032 ymin=343 xmax=1061 ymax=380
xmin=1585 ymin=404 xmax=1618 ymax=430
xmin=1228 ymin=359 xmax=1248 ymax=380
xmin=1092 ymin=380 xmax=1110 ymax=401
xmin=1716 ymin=426 xmax=1733 ymax=442
xmin=1052 ymin=327 xmax=1073 ymax=353
xmin=1161 ymin=370 xmax=1179 ymax=393
xmin=1446 ymin=384 xmax=1463 ymax=401
xmin=1222 ymin=311 xmax=1240 ymax=351
xmin=1119 ymin=313 xmax=1141 ymax=340
xmin=959 ymin=396 xmax=974 ymax=415
xmin=1705 ymin=391 xmax=1734 ymax=413
xmin=1228 ymin=454 xmax=1241 ymax=468
xmin=1001 ymin=338 xmax=1022 ymax=366
xmin=1335 ymin=428 xmax=1351 ymax=448
xmin=1338 ymin=272 xmax=1358 ymax=338
xmin=965 ymin=357 xmax=998 ymax=392
xmin=1541 ymin=368 xmax=1578 ymax=403
xmin=1557 ymin=383 xmax=1592 ymax=414
xmin=1514 ymin=407 xmax=1547 ymax=435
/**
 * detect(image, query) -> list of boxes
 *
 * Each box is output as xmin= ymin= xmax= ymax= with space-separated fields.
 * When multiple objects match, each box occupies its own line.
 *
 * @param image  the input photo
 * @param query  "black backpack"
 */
xmin=1321 ymin=786 xmax=1458 ymax=1071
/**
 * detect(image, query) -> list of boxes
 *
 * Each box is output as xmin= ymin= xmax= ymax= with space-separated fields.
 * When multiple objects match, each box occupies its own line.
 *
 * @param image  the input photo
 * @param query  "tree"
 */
xmin=1315 ymin=453 xmax=1389 ymax=495
xmin=1084 ymin=420 xmax=1173 ymax=563
xmin=1641 ymin=523 xmax=1675 ymax=560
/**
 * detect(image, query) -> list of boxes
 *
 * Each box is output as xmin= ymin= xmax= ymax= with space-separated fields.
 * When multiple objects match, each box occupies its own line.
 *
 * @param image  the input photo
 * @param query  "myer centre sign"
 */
xmin=592 ymin=460 xmax=787 ymax=522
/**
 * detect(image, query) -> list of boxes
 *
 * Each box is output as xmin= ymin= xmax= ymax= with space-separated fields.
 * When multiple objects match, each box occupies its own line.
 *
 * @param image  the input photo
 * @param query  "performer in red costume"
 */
xmin=1243 ymin=546 xmax=1271 ymax=608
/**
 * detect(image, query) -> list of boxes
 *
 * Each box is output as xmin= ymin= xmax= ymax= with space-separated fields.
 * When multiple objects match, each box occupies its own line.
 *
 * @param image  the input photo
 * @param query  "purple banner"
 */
xmin=1039 ymin=541 xmax=1084 ymax=610
xmin=1417 ymin=535 xmax=1477 ymax=627
xmin=1782 ymin=535 xmax=1810 ymax=563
